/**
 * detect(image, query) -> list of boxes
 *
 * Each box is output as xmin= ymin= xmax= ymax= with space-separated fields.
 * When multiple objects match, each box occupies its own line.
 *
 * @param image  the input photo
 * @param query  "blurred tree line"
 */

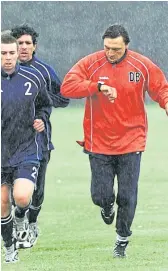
xmin=2 ymin=1 xmax=168 ymax=104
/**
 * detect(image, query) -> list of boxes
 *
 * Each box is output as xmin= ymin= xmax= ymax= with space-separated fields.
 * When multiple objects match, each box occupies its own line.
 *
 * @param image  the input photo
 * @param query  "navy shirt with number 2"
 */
xmin=1 ymin=64 xmax=52 ymax=167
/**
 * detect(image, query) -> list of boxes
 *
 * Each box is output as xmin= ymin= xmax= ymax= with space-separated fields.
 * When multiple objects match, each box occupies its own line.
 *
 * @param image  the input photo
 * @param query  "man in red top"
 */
xmin=61 ymin=25 xmax=168 ymax=258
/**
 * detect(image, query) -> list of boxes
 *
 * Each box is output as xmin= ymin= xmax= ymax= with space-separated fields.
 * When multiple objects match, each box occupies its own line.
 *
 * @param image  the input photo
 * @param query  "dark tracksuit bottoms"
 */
xmin=29 ymin=151 xmax=51 ymax=223
xmin=89 ymin=152 xmax=142 ymax=237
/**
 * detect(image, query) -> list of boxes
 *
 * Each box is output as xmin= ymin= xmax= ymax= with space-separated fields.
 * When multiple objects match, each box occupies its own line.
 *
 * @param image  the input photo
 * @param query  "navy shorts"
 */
xmin=1 ymin=161 xmax=40 ymax=186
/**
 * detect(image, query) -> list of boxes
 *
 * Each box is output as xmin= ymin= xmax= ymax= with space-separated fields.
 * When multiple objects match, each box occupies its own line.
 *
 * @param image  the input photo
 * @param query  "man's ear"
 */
xmin=33 ymin=44 xmax=37 ymax=52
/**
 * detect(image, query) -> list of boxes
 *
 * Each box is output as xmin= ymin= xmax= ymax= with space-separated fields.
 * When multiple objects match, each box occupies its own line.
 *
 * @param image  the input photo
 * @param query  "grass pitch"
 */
xmin=1 ymin=104 xmax=168 ymax=271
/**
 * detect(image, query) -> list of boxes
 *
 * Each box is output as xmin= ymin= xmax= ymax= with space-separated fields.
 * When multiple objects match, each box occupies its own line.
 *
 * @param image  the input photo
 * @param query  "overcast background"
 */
xmin=2 ymin=1 xmax=168 ymax=82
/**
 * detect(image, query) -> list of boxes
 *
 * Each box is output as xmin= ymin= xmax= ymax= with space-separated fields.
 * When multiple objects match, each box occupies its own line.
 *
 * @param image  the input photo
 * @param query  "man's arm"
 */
xmin=47 ymin=67 xmax=70 ymax=108
xmin=35 ymin=82 xmax=53 ymax=123
xmin=61 ymin=59 xmax=99 ymax=99
xmin=147 ymin=64 xmax=168 ymax=115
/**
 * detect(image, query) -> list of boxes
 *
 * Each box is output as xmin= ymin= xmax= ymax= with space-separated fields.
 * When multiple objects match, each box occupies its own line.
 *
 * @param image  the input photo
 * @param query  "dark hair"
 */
xmin=1 ymin=33 xmax=18 ymax=49
xmin=11 ymin=24 xmax=39 ymax=45
xmin=102 ymin=25 xmax=130 ymax=45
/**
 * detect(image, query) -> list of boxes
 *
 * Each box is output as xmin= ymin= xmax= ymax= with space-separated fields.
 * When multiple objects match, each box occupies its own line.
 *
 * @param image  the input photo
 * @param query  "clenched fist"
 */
xmin=33 ymin=119 xmax=45 ymax=132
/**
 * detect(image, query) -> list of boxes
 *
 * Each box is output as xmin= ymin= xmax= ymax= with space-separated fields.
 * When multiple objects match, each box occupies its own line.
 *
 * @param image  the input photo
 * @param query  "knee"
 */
xmin=14 ymin=193 xmax=31 ymax=208
xmin=13 ymin=180 xmax=34 ymax=207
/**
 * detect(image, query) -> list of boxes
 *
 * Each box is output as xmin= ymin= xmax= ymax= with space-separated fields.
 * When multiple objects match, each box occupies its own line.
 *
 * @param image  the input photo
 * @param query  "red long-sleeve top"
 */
xmin=61 ymin=50 xmax=168 ymax=155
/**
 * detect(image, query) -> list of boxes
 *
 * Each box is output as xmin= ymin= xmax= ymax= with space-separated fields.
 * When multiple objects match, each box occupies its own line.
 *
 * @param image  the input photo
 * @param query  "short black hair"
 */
xmin=1 ymin=33 xmax=18 ymax=49
xmin=102 ymin=25 xmax=130 ymax=45
xmin=11 ymin=24 xmax=39 ymax=45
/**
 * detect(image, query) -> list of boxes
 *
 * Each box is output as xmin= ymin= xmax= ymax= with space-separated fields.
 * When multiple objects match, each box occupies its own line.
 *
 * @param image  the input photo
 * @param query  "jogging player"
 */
xmin=11 ymin=24 xmax=70 ymax=248
xmin=61 ymin=25 xmax=168 ymax=258
xmin=1 ymin=33 xmax=52 ymax=263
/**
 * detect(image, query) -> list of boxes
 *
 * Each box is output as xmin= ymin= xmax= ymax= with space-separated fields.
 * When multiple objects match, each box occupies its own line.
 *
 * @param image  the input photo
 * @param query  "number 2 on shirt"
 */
xmin=24 ymin=82 xmax=32 ymax=95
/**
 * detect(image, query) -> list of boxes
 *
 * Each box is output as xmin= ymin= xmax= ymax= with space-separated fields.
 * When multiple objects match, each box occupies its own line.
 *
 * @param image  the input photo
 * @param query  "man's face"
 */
xmin=1 ymin=43 xmax=18 ymax=74
xmin=104 ymin=36 xmax=128 ymax=63
xmin=17 ymin=34 xmax=36 ymax=62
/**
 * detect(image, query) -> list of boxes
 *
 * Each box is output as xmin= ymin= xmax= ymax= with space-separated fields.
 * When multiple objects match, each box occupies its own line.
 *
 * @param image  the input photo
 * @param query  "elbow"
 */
xmin=60 ymin=85 xmax=71 ymax=98
xmin=52 ymin=98 xmax=70 ymax=108
xmin=60 ymin=99 xmax=70 ymax=108
xmin=60 ymin=85 xmax=65 ymax=95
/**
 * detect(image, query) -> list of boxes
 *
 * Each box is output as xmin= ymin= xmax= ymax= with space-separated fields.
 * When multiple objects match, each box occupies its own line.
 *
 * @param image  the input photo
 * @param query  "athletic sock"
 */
xmin=1 ymin=213 xmax=13 ymax=247
xmin=29 ymin=205 xmax=41 ymax=223
xmin=117 ymin=234 xmax=128 ymax=242
xmin=15 ymin=203 xmax=30 ymax=218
